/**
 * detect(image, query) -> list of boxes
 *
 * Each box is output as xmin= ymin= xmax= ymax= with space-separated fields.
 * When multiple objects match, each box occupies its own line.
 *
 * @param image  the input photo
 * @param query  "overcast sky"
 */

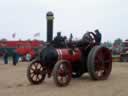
xmin=0 ymin=0 xmax=127 ymax=42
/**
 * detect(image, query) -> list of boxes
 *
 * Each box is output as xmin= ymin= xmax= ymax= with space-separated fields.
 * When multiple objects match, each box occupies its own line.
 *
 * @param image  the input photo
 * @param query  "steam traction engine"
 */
xmin=27 ymin=12 xmax=112 ymax=87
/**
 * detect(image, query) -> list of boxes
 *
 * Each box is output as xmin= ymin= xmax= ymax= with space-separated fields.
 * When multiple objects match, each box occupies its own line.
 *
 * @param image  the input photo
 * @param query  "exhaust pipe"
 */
xmin=46 ymin=11 xmax=54 ymax=42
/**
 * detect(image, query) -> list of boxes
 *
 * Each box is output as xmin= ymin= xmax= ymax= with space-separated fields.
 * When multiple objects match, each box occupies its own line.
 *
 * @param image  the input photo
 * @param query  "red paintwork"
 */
xmin=56 ymin=48 xmax=81 ymax=62
xmin=16 ymin=48 xmax=35 ymax=58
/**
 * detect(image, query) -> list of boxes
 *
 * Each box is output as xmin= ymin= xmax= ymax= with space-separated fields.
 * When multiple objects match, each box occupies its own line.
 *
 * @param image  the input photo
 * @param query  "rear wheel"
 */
xmin=27 ymin=60 xmax=46 ymax=84
xmin=87 ymin=46 xmax=112 ymax=80
xmin=53 ymin=60 xmax=72 ymax=87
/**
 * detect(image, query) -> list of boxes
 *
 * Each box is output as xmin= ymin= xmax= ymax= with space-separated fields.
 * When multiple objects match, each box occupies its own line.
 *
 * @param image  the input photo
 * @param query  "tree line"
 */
xmin=102 ymin=38 xmax=124 ymax=55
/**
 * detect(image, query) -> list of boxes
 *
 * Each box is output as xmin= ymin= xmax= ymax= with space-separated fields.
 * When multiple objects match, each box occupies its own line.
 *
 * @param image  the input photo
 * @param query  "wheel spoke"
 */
xmin=31 ymin=65 xmax=36 ymax=70
xmin=36 ymin=74 xmax=41 ymax=81
xmin=30 ymin=67 xmax=35 ymax=72
xmin=30 ymin=69 xmax=34 ymax=73
xmin=97 ymin=71 xmax=102 ymax=77
xmin=38 ymin=74 xmax=42 ymax=79
xmin=35 ymin=75 xmax=38 ymax=81
xmin=37 ymin=64 xmax=41 ymax=69
xmin=34 ymin=63 xmax=38 ymax=69
xmin=40 ymin=67 xmax=43 ymax=71
xmin=96 ymin=70 xmax=104 ymax=77
xmin=60 ymin=77 xmax=63 ymax=82
xmin=32 ymin=74 xmax=37 ymax=80
xmin=31 ymin=73 xmax=35 ymax=78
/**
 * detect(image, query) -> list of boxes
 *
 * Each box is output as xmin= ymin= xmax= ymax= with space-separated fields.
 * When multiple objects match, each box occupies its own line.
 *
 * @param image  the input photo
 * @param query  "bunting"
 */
xmin=12 ymin=33 xmax=16 ymax=38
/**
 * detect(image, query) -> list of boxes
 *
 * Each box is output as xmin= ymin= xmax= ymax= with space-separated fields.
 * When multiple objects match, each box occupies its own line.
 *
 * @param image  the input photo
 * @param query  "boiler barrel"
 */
xmin=40 ymin=47 xmax=81 ymax=65
xmin=56 ymin=48 xmax=81 ymax=63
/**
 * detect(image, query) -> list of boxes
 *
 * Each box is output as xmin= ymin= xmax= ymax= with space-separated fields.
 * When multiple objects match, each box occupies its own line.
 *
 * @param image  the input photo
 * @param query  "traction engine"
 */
xmin=26 ymin=12 xmax=112 ymax=87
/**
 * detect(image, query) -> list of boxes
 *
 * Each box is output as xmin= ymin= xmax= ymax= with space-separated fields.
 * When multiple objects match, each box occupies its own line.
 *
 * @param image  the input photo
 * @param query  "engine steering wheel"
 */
xmin=82 ymin=32 xmax=96 ymax=43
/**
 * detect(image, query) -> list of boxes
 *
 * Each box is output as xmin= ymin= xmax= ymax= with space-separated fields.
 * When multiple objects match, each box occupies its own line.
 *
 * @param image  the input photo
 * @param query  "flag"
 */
xmin=12 ymin=33 xmax=16 ymax=38
xmin=34 ymin=32 xmax=40 ymax=37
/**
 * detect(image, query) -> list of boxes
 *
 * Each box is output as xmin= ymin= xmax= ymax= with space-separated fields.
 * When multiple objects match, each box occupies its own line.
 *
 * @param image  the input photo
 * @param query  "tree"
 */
xmin=113 ymin=38 xmax=123 ymax=46
xmin=102 ymin=41 xmax=113 ymax=49
xmin=112 ymin=38 xmax=123 ymax=55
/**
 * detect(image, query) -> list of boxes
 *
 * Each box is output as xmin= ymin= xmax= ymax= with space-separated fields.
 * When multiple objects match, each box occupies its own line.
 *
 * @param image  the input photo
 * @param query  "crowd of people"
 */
xmin=2 ymin=49 xmax=32 ymax=66
xmin=2 ymin=49 xmax=19 ymax=66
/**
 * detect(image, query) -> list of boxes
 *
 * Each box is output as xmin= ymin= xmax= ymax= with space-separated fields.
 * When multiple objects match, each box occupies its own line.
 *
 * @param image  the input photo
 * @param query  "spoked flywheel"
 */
xmin=53 ymin=60 xmax=72 ymax=87
xmin=87 ymin=46 xmax=112 ymax=80
xmin=27 ymin=60 xmax=46 ymax=84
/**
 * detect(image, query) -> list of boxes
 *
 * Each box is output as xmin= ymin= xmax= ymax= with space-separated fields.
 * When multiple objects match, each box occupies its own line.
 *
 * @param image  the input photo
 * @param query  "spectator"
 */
xmin=94 ymin=29 xmax=102 ymax=45
xmin=26 ymin=53 xmax=31 ymax=61
xmin=12 ymin=50 xmax=17 ymax=66
xmin=3 ymin=49 xmax=8 ymax=64
xmin=53 ymin=32 xmax=65 ymax=48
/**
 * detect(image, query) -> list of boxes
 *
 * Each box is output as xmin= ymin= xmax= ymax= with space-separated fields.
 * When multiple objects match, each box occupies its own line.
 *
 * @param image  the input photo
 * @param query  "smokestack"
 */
xmin=46 ymin=11 xmax=54 ymax=42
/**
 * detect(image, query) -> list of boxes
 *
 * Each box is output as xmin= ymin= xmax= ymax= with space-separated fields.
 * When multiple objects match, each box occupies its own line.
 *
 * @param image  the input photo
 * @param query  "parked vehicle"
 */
xmin=120 ymin=40 xmax=128 ymax=62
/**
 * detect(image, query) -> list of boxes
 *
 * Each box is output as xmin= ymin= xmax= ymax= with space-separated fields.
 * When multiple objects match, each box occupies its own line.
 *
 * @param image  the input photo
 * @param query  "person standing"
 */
xmin=15 ymin=53 xmax=19 ymax=63
xmin=94 ymin=29 xmax=102 ymax=45
xmin=53 ymin=32 xmax=65 ymax=48
xmin=12 ymin=50 xmax=17 ymax=66
xmin=3 ymin=49 xmax=8 ymax=64
xmin=26 ymin=53 xmax=31 ymax=61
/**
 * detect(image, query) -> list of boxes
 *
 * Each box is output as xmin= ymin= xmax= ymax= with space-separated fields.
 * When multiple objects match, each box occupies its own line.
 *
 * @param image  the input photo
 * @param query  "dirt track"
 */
xmin=0 ymin=61 xmax=128 ymax=96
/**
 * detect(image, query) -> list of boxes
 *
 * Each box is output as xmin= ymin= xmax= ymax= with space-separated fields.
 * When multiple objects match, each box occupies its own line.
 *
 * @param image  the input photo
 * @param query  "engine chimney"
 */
xmin=46 ymin=11 xmax=54 ymax=42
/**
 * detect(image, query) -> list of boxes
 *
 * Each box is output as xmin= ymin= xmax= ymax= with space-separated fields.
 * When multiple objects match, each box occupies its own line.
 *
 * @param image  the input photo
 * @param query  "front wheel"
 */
xmin=53 ymin=60 xmax=72 ymax=87
xmin=27 ymin=60 xmax=46 ymax=84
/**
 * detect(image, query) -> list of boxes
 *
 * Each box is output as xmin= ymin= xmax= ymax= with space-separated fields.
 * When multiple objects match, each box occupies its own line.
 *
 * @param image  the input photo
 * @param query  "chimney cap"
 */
xmin=47 ymin=11 xmax=54 ymax=16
